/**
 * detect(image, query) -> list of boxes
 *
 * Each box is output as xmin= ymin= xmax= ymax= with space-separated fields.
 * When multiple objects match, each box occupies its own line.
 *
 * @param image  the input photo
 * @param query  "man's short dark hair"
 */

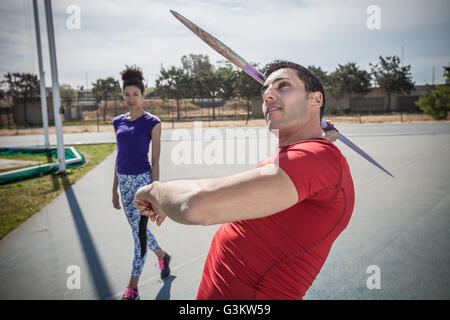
xmin=263 ymin=60 xmax=325 ymax=120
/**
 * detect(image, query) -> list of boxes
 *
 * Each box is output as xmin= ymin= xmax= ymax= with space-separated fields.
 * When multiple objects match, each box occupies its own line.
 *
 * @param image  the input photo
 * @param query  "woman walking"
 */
xmin=112 ymin=65 xmax=171 ymax=300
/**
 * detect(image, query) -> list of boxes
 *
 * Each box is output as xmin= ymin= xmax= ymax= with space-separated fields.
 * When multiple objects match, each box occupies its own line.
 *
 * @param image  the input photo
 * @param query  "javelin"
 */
xmin=170 ymin=10 xmax=394 ymax=178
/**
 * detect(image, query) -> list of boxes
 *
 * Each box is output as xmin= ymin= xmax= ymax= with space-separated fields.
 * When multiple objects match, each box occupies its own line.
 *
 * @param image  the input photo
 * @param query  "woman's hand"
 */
xmin=112 ymin=190 xmax=121 ymax=210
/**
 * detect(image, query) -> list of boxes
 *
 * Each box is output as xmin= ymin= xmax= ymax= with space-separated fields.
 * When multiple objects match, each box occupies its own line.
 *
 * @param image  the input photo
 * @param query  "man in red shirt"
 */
xmin=134 ymin=60 xmax=355 ymax=299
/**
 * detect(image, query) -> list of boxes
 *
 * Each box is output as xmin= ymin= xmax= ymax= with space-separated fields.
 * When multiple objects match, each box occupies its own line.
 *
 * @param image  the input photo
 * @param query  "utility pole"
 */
xmin=32 ymin=0 xmax=49 ymax=148
xmin=432 ymin=66 xmax=435 ymax=85
xmin=401 ymin=45 xmax=404 ymax=67
xmin=44 ymin=0 xmax=66 ymax=173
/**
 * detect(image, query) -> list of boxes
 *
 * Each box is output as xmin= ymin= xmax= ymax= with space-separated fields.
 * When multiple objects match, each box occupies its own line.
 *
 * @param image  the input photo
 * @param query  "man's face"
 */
xmin=261 ymin=68 xmax=312 ymax=132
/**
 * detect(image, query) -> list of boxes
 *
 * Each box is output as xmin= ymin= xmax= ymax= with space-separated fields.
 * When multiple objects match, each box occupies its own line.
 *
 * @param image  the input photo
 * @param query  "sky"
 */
xmin=0 ymin=0 xmax=449 ymax=90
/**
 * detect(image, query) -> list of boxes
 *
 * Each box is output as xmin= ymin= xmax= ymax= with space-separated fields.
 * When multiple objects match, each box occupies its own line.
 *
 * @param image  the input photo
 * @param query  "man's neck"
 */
xmin=277 ymin=122 xmax=322 ymax=148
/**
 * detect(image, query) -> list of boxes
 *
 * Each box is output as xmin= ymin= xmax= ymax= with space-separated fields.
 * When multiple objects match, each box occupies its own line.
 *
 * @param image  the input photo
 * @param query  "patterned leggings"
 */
xmin=117 ymin=171 xmax=161 ymax=277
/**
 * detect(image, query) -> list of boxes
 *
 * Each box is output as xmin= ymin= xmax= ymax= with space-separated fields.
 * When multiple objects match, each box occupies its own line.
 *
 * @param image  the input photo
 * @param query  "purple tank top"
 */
xmin=113 ymin=112 xmax=160 ymax=175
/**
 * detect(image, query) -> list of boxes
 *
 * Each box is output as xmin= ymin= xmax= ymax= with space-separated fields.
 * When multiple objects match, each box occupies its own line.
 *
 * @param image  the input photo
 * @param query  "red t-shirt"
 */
xmin=196 ymin=139 xmax=355 ymax=300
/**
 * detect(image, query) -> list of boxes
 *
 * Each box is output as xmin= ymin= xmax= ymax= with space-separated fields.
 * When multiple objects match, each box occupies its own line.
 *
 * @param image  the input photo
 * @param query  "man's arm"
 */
xmin=134 ymin=164 xmax=298 ymax=226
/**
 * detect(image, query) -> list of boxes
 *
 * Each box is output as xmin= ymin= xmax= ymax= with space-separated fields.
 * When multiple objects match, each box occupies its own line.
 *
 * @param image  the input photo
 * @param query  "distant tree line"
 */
xmin=155 ymin=54 xmax=261 ymax=121
xmin=1 ymin=56 xmax=448 ymax=125
xmin=154 ymin=54 xmax=418 ymax=117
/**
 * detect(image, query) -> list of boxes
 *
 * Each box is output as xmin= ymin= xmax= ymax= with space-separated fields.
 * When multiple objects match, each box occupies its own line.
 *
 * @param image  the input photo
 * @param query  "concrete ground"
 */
xmin=0 ymin=122 xmax=449 ymax=300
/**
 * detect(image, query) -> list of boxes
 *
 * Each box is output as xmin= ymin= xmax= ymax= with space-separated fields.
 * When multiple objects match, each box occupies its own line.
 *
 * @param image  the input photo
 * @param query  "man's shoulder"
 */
xmin=282 ymin=139 xmax=340 ymax=159
xmin=278 ymin=139 xmax=349 ymax=198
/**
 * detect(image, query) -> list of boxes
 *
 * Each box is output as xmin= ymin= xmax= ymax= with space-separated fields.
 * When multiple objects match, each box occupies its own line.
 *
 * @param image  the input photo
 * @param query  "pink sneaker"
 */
xmin=158 ymin=253 xmax=171 ymax=279
xmin=121 ymin=286 xmax=140 ymax=300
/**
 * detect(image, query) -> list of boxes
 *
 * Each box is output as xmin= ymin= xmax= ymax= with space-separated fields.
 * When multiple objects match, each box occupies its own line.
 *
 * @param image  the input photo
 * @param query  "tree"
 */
xmin=308 ymin=65 xmax=331 ymax=89
xmin=236 ymin=63 xmax=262 ymax=123
xmin=370 ymin=55 xmax=415 ymax=112
xmin=60 ymin=84 xmax=77 ymax=109
xmin=181 ymin=54 xmax=217 ymax=119
xmin=145 ymin=87 xmax=158 ymax=99
xmin=0 ymin=84 xmax=5 ymax=101
xmin=416 ymin=85 xmax=449 ymax=120
xmin=155 ymin=65 xmax=188 ymax=120
xmin=110 ymin=84 xmax=122 ymax=117
xmin=60 ymin=84 xmax=78 ymax=121
xmin=329 ymin=62 xmax=371 ymax=111
xmin=2 ymin=72 xmax=39 ymax=127
xmin=203 ymin=68 xmax=221 ymax=120
xmin=216 ymin=60 xmax=239 ymax=101
xmin=444 ymin=63 xmax=450 ymax=84
xmin=181 ymin=54 xmax=213 ymax=76
xmin=416 ymin=67 xmax=449 ymax=120
xmin=91 ymin=77 xmax=120 ymax=121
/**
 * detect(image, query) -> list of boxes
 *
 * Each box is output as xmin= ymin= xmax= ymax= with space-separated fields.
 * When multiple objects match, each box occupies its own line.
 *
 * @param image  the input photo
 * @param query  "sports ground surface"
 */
xmin=0 ymin=122 xmax=449 ymax=300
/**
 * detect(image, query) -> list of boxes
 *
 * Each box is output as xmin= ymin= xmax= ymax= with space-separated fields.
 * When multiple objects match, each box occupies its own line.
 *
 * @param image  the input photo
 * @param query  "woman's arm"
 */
xmin=113 ymin=158 xmax=119 ymax=192
xmin=112 ymin=128 xmax=120 ymax=210
xmin=151 ymin=123 xmax=161 ymax=182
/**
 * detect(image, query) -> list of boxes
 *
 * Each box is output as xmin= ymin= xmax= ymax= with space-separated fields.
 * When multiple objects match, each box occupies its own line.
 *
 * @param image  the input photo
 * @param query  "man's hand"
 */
xmin=322 ymin=120 xmax=340 ymax=142
xmin=134 ymin=185 xmax=167 ymax=226
xmin=112 ymin=190 xmax=121 ymax=210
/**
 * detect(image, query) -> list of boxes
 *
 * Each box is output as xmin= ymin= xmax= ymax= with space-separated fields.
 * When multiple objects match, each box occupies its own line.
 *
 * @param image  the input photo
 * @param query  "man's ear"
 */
xmin=310 ymin=92 xmax=323 ymax=108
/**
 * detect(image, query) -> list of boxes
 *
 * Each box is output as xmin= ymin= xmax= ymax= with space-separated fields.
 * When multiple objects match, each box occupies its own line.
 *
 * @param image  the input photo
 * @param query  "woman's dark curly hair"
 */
xmin=120 ymin=64 xmax=145 ymax=94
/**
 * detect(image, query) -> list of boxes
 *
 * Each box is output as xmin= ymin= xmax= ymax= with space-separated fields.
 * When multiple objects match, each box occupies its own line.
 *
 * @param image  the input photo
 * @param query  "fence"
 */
xmin=0 ymin=97 xmax=257 ymax=128
xmin=0 ymin=84 xmax=445 ymax=128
